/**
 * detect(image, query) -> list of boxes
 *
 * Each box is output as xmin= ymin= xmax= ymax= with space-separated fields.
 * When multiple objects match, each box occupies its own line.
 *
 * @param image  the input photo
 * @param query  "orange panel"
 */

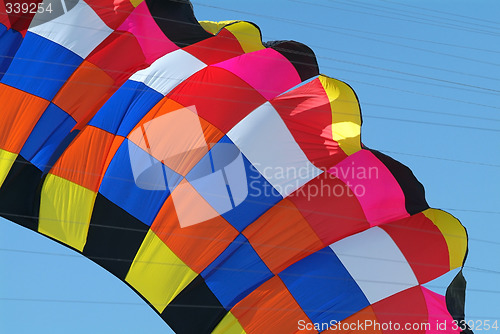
xmin=53 ymin=60 xmax=116 ymax=127
xmin=50 ymin=126 xmax=115 ymax=192
xmin=128 ymin=98 xmax=224 ymax=176
xmin=243 ymin=199 xmax=324 ymax=274
xmin=231 ymin=276 xmax=317 ymax=334
xmin=0 ymin=83 xmax=50 ymax=153
xmin=151 ymin=185 xmax=239 ymax=273
xmin=323 ymin=306 xmax=382 ymax=333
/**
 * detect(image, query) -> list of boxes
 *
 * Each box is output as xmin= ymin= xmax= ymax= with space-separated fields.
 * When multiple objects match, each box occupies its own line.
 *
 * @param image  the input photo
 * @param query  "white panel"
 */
xmin=29 ymin=1 xmax=113 ymax=59
xmin=129 ymin=49 xmax=207 ymax=95
xmin=227 ymin=101 xmax=323 ymax=197
xmin=330 ymin=227 xmax=418 ymax=304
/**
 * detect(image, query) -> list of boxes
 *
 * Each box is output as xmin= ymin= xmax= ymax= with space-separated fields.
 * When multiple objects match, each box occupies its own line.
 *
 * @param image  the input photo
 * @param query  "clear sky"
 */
xmin=1 ymin=1 xmax=499 ymax=333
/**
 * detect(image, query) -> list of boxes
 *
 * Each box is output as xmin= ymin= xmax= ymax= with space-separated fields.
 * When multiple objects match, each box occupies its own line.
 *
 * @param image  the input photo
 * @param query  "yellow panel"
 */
xmin=319 ymin=75 xmax=362 ymax=156
xmin=0 ymin=149 xmax=17 ymax=187
xmin=39 ymin=174 xmax=97 ymax=252
xmin=125 ymin=230 xmax=197 ymax=312
xmin=212 ymin=312 xmax=246 ymax=334
xmin=423 ymin=209 xmax=468 ymax=270
xmin=224 ymin=22 xmax=265 ymax=54
xmin=199 ymin=20 xmax=265 ymax=54
xmin=130 ymin=0 xmax=143 ymax=7
xmin=199 ymin=20 xmax=237 ymax=35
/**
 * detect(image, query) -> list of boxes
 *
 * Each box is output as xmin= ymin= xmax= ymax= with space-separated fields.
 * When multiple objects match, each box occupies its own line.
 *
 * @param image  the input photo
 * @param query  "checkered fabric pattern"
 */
xmin=0 ymin=1 xmax=468 ymax=333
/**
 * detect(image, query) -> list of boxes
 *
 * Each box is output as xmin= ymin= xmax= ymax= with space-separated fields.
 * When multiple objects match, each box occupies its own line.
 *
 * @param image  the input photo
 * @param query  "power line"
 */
xmin=377 ymin=0 xmax=500 ymax=27
xmin=375 ymin=149 xmax=500 ymax=169
xmin=336 ymin=76 xmax=500 ymax=111
xmin=188 ymin=1 xmax=500 ymax=67
xmin=362 ymin=103 xmax=500 ymax=123
xmin=1 ymin=3 xmax=496 ymax=241
xmin=291 ymin=0 xmax=500 ymax=37
xmin=2 ymin=245 xmax=497 ymax=275
xmin=363 ymin=114 xmax=500 ymax=133
xmin=322 ymin=64 xmax=500 ymax=98
xmin=0 ymin=198 xmax=491 ymax=250
xmin=310 ymin=44 xmax=500 ymax=82
xmin=321 ymin=59 xmax=500 ymax=95
xmin=3 ymin=6 xmax=500 ymax=105
xmin=3 ymin=62 xmax=500 ymax=128
xmin=1 ymin=297 xmax=498 ymax=320
xmin=1 ymin=1 xmax=492 ymax=326
xmin=2 ymin=48 xmax=500 ymax=122
xmin=329 ymin=0 xmax=500 ymax=34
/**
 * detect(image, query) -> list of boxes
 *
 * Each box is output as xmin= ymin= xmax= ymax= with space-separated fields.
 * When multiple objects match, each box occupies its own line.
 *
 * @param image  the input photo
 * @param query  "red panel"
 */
xmin=288 ymin=172 xmax=369 ymax=246
xmin=380 ymin=213 xmax=450 ymax=284
xmin=271 ymin=78 xmax=347 ymax=170
xmin=0 ymin=1 xmax=11 ymax=29
xmin=5 ymin=1 xmax=43 ymax=35
xmin=371 ymin=286 xmax=428 ymax=334
xmin=183 ymin=28 xmax=244 ymax=65
xmin=86 ymin=31 xmax=146 ymax=83
xmin=167 ymin=66 xmax=267 ymax=133
xmin=85 ymin=0 xmax=135 ymax=29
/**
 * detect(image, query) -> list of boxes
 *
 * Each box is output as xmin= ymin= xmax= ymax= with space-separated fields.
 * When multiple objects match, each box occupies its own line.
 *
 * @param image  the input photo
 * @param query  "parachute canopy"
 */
xmin=0 ymin=1 xmax=469 ymax=333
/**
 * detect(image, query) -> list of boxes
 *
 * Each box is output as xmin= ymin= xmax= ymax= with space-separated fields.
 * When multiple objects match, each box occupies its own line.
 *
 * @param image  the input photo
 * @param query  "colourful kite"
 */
xmin=0 ymin=1 xmax=470 ymax=333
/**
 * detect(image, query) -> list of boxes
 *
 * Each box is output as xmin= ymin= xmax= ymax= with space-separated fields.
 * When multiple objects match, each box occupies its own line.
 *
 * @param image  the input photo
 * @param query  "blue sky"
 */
xmin=1 ymin=1 xmax=499 ymax=333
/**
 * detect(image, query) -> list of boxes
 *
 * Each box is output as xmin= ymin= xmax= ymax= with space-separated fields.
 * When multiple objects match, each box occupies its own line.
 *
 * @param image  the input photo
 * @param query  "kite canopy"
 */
xmin=0 ymin=1 xmax=470 ymax=333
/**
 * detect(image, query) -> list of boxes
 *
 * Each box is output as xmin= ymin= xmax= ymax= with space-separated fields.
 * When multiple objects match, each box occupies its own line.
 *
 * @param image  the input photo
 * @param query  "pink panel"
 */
xmin=328 ymin=149 xmax=408 ymax=226
xmin=213 ymin=48 xmax=301 ymax=100
xmin=117 ymin=1 xmax=178 ymax=64
xmin=421 ymin=287 xmax=461 ymax=333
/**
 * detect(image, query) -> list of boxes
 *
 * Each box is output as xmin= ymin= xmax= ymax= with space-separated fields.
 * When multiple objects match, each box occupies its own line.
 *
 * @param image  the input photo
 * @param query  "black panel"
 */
xmin=145 ymin=0 xmax=212 ymax=47
xmin=83 ymin=194 xmax=149 ymax=280
xmin=369 ymin=149 xmax=429 ymax=215
xmin=446 ymin=270 xmax=473 ymax=334
xmin=265 ymin=40 xmax=320 ymax=81
xmin=161 ymin=276 xmax=228 ymax=334
xmin=0 ymin=156 xmax=41 ymax=230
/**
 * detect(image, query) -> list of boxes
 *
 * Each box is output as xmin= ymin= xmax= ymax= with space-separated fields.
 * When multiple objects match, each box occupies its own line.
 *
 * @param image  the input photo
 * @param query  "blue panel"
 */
xmin=187 ymin=136 xmax=282 ymax=232
xmin=99 ymin=140 xmax=182 ymax=226
xmin=186 ymin=138 xmax=248 ymax=219
xmin=0 ymin=27 xmax=23 ymax=80
xmin=201 ymin=234 xmax=273 ymax=309
xmin=1 ymin=32 xmax=82 ymax=100
xmin=279 ymin=247 xmax=369 ymax=325
xmin=89 ymin=81 xmax=163 ymax=135
xmin=210 ymin=137 xmax=282 ymax=232
xmin=20 ymin=103 xmax=76 ymax=172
